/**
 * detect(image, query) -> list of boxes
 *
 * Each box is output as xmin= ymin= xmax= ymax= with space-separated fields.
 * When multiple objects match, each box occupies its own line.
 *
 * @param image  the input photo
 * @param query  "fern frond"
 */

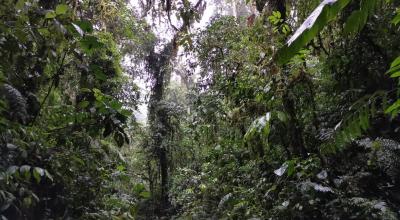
xmin=321 ymin=91 xmax=388 ymax=154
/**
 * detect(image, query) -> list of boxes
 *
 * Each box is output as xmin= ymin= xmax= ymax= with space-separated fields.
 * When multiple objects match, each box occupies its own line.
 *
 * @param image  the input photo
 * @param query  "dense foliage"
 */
xmin=1 ymin=0 xmax=400 ymax=219
xmin=0 ymin=0 xmax=153 ymax=219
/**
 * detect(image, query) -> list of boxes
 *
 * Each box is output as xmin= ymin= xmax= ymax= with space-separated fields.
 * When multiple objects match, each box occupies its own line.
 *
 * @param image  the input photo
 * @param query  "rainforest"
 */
xmin=1 ymin=0 xmax=400 ymax=219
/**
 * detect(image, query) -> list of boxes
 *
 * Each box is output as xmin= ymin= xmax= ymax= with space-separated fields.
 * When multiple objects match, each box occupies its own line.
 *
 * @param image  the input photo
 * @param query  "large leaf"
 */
xmin=33 ymin=167 xmax=44 ymax=183
xmin=79 ymin=36 xmax=103 ymax=54
xmin=390 ymin=56 xmax=400 ymax=69
xmin=393 ymin=11 xmax=400 ymax=25
xmin=344 ymin=0 xmax=378 ymax=35
xmin=55 ymin=4 xmax=69 ymax=15
xmin=75 ymin=20 xmax=93 ymax=33
xmin=45 ymin=11 xmax=56 ymax=19
xmin=274 ymin=162 xmax=288 ymax=176
xmin=387 ymin=56 xmax=400 ymax=78
xmin=71 ymin=23 xmax=84 ymax=37
xmin=277 ymin=0 xmax=351 ymax=64
xmin=244 ymin=112 xmax=271 ymax=142
xmin=90 ymin=64 xmax=107 ymax=81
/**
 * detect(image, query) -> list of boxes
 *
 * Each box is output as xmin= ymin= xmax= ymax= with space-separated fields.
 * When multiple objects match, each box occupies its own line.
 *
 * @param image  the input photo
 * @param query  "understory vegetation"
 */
xmin=1 ymin=0 xmax=400 ymax=219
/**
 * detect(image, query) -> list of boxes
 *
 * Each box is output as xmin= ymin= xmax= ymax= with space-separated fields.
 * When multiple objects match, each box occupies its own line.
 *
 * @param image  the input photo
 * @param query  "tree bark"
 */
xmin=147 ymin=42 xmax=177 ymax=214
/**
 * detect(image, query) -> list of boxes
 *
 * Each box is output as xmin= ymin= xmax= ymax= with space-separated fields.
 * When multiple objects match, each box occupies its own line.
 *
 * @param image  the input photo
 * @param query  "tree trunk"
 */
xmin=147 ymin=42 xmax=177 ymax=214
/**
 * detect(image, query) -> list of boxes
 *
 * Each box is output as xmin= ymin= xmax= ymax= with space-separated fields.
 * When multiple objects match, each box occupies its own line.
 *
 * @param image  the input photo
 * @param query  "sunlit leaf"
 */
xmin=274 ymin=163 xmax=288 ymax=176
xmin=56 ymin=4 xmax=69 ymax=15
xmin=19 ymin=165 xmax=30 ymax=173
xmin=33 ymin=167 xmax=44 ymax=183
xmin=390 ymin=56 xmax=400 ymax=69
xmin=45 ymin=11 xmax=56 ymax=19
xmin=392 ymin=13 xmax=400 ymax=25
xmin=139 ymin=191 xmax=151 ymax=198
xmin=38 ymin=28 xmax=50 ymax=37
xmin=44 ymin=170 xmax=53 ymax=182
xmin=116 ymin=165 xmax=125 ymax=172
xmin=79 ymin=100 xmax=90 ymax=108
xmin=385 ymin=100 xmax=400 ymax=117
xmin=390 ymin=71 xmax=400 ymax=78
xmin=277 ymin=0 xmax=351 ymax=64
xmin=71 ymin=23 xmax=84 ymax=37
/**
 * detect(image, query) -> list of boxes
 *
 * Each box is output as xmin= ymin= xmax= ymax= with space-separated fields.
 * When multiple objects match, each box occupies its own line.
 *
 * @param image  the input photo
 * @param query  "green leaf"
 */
xmin=80 ymin=36 xmax=103 ymax=54
xmin=276 ymin=0 xmax=351 ymax=64
xmin=38 ymin=28 xmax=50 ymax=37
xmin=139 ymin=191 xmax=151 ymax=199
xmin=75 ymin=20 xmax=93 ymax=33
xmin=276 ymin=111 xmax=288 ymax=123
xmin=19 ymin=165 xmax=30 ymax=173
xmin=385 ymin=100 xmax=400 ymax=116
xmin=45 ymin=11 xmax=56 ymax=19
xmin=71 ymin=23 xmax=84 ymax=37
xmin=390 ymin=71 xmax=400 ymax=78
xmin=90 ymin=64 xmax=107 ymax=81
xmin=244 ymin=112 xmax=271 ymax=142
xmin=95 ymin=71 xmax=107 ymax=81
xmin=344 ymin=0 xmax=378 ymax=35
xmin=344 ymin=10 xmax=364 ymax=34
xmin=44 ymin=170 xmax=53 ymax=182
xmin=114 ymin=131 xmax=125 ymax=147
xmin=120 ymin=109 xmax=132 ymax=117
xmin=16 ymin=0 xmax=26 ymax=10
xmin=116 ymin=165 xmax=125 ymax=172
xmin=287 ymin=161 xmax=296 ymax=177
xmin=80 ymin=88 xmax=92 ymax=93
xmin=20 ymin=165 xmax=31 ymax=179
xmin=387 ymin=65 xmax=400 ymax=75
xmin=133 ymin=183 xmax=145 ymax=193
xmin=392 ymin=13 xmax=400 ymax=25
xmin=390 ymin=56 xmax=400 ymax=69
xmin=33 ymin=167 xmax=44 ymax=183
xmin=55 ymin=4 xmax=69 ymax=15
xmin=79 ymin=100 xmax=90 ymax=108
xmin=109 ymin=100 xmax=123 ymax=111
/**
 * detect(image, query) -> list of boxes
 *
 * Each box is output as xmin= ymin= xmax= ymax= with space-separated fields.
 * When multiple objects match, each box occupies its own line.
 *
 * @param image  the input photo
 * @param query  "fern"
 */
xmin=345 ymin=197 xmax=398 ymax=220
xmin=323 ymin=53 xmax=400 ymax=153
xmin=321 ymin=91 xmax=388 ymax=154
xmin=385 ymin=56 xmax=400 ymax=117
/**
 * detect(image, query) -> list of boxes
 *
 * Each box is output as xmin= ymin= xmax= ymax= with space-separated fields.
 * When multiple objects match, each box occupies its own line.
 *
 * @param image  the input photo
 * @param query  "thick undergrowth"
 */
xmin=1 ymin=0 xmax=400 ymax=219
